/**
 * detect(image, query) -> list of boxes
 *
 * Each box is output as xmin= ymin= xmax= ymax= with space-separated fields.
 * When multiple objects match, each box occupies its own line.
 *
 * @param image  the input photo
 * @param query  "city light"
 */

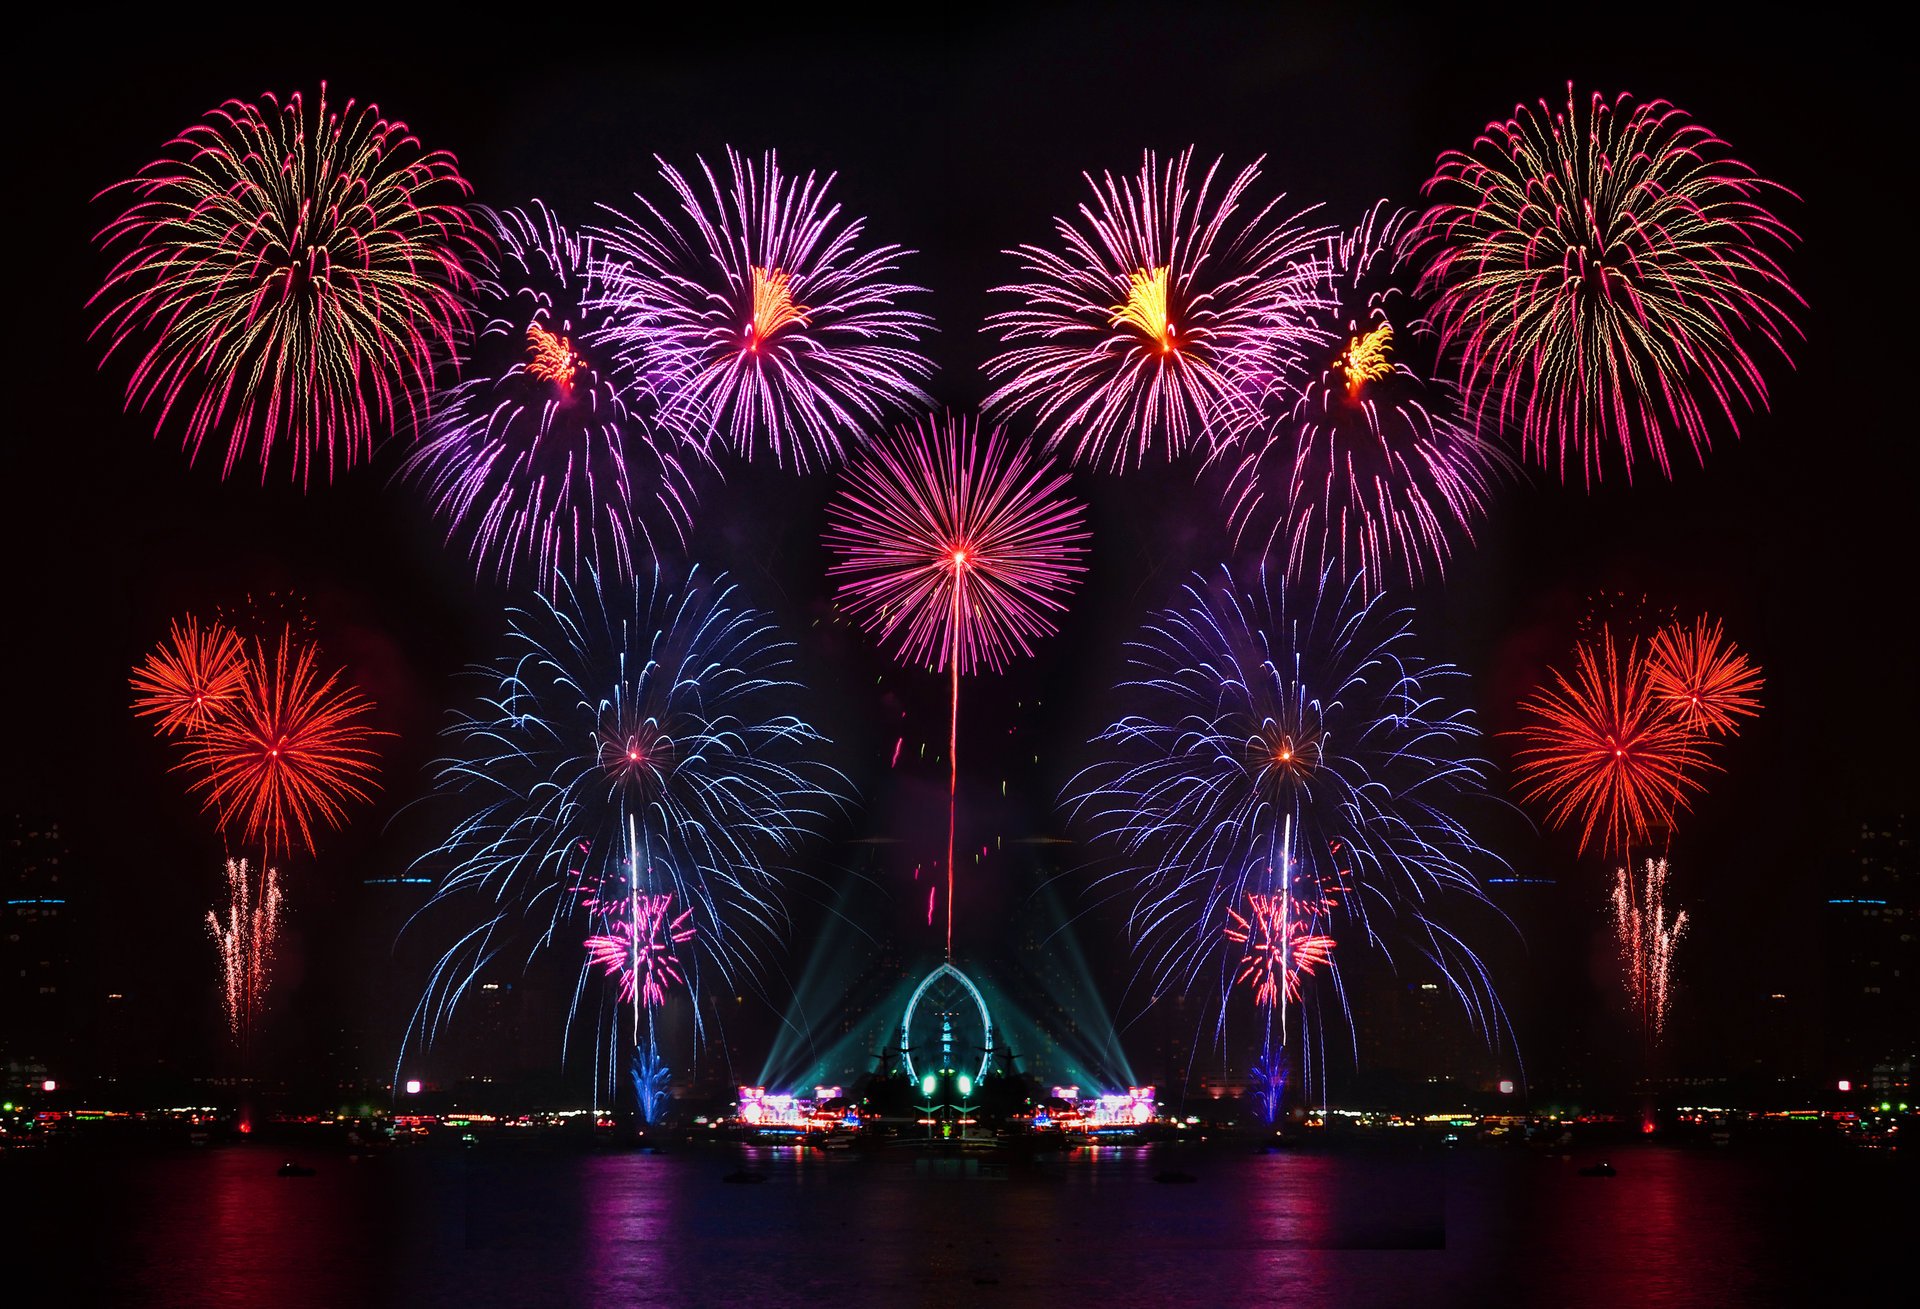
xmin=1838 ymin=1080 xmax=1851 ymax=1092
xmin=405 ymin=1079 xmax=422 ymax=1095
xmin=1499 ymin=1080 xmax=1515 ymax=1094
xmin=42 ymin=1080 xmax=56 ymax=1093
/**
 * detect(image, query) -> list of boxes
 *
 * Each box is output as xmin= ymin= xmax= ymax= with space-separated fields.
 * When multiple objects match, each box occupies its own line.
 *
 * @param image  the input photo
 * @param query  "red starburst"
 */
xmin=1223 ymin=892 xmax=1336 ymax=1007
xmin=1646 ymin=616 xmax=1763 ymax=737
xmin=1512 ymin=627 xmax=1715 ymax=856
xmin=181 ymin=629 xmax=385 ymax=855
xmin=131 ymin=615 xmax=246 ymax=737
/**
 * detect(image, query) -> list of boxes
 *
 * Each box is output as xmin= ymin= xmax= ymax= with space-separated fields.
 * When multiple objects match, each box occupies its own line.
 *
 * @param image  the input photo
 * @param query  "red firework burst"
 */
xmin=131 ymin=615 xmax=246 ymax=737
xmin=585 ymin=893 xmax=696 ymax=1007
xmin=1646 ymin=616 xmax=1763 ymax=737
xmin=1512 ymin=627 xmax=1715 ymax=856
xmin=181 ymin=629 xmax=385 ymax=855
xmin=1223 ymin=893 xmax=1336 ymax=1007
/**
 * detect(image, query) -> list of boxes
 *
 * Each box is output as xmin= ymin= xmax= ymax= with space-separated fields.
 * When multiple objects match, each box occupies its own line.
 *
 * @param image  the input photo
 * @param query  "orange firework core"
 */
xmin=747 ymin=266 xmax=809 ymax=351
xmin=525 ymin=323 xmax=583 ymax=387
xmin=1111 ymin=266 xmax=1176 ymax=354
xmin=1339 ymin=322 xmax=1393 ymax=395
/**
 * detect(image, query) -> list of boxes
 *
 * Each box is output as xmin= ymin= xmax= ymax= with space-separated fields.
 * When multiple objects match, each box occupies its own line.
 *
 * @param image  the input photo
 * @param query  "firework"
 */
xmin=1223 ymin=203 xmax=1505 ymax=590
xmin=1407 ymin=84 xmax=1802 ymax=485
xmin=92 ymin=85 xmax=481 ymax=485
xmin=1066 ymin=567 xmax=1511 ymax=1064
xmin=1223 ymin=892 xmax=1336 ymax=1007
xmin=1511 ymin=627 xmax=1716 ymax=856
xmin=593 ymin=149 xmax=934 ymax=471
xmin=181 ymin=629 xmax=384 ymax=856
xmin=1611 ymin=856 xmax=1687 ymax=1042
xmin=1647 ymin=616 xmax=1763 ymax=736
xmin=206 ymin=857 xmax=283 ymax=1051
xmin=400 ymin=202 xmax=698 ymax=590
xmin=131 ymin=616 xmax=246 ymax=737
xmin=585 ymin=890 xmax=696 ymax=1008
xmin=985 ymin=148 xmax=1327 ymax=470
xmin=404 ymin=566 xmax=846 ymax=1067
xmin=825 ymin=414 xmax=1088 ymax=955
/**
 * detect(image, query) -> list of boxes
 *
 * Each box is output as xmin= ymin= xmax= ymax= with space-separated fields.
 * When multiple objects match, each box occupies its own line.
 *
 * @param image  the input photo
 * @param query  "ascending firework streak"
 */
xmin=580 ymin=816 xmax=698 ymax=1122
xmin=593 ymin=149 xmax=934 ymax=471
xmin=1611 ymin=857 xmax=1687 ymax=1045
xmin=825 ymin=414 xmax=1088 ymax=957
xmin=401 ymin=566 xmax=846 ymax=1102
xmin=91 ymin=84 xmax=481 ymax=485
xmin=985 ymin=148 xmax=1327 ymax=470
xmin=1067 ymin=567 xmax=1513 ymax=1111
xmin=207 ymin=858 xmax=283 ymax=1055
xmin=1407 ymin=84 xmax=1802 ymax=486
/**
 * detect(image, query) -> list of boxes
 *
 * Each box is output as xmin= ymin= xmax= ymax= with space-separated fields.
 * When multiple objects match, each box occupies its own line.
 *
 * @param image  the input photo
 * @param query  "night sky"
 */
xmin=8 ymin=11 xmax=1907 ymax=1098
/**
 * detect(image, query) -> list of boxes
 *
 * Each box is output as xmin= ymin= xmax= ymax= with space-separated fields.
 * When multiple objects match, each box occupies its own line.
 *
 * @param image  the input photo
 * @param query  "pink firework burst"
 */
xmin=584 ymin=893 xmax=696 ymax=1008
xmin=1223 ymin=893 xmax=1336 ymax=1007
xmin=824 ymin=412 xmax=1088 ymax=957
xmin=985 ymin=147 xmax=1327 ymax=470
xmin=91 ymin=84 xmax=482 ymax=485
xmin=593 ymin=148 xmax=934 ymax=471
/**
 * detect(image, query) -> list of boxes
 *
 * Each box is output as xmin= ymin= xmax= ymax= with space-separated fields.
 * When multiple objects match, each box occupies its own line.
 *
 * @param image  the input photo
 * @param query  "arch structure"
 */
xmin=898 ymin=962 xmax=994 ymax=1083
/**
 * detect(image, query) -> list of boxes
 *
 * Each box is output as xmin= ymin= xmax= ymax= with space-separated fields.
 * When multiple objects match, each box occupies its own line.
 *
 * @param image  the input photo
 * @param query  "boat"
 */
xmin=276 ymin=1162 xmax=317 ymax=1178
xmin=1577 ymin=1162 xmax=1616 ymax=1177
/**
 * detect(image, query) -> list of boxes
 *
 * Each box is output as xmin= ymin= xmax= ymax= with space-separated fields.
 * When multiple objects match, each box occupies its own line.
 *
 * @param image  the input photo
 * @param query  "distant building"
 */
xmin=1825 ymin=814 xmax=1915 ymax=1092
xmin=1 ymin=816 xmax=73 ymax=1087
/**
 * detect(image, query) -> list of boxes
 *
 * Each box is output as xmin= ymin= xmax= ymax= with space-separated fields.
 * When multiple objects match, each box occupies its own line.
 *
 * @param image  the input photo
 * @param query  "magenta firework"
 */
xmin=593 ymin=149 xmax=934 ymax=471
xmin=825 ymin=413 xmax=1088 ymax=956
xmin=985 ymin=148 xmax=1327 ymax=470
xmin=91 ymin=85 xmax=482 ymax=485
xmin=1407 ymin=85 xmax=1802 ymax=486
xmin=399 ymin=202 xmax=698 ymax=590
xmin=1223 ymin=203 xmax=1506 ymax=591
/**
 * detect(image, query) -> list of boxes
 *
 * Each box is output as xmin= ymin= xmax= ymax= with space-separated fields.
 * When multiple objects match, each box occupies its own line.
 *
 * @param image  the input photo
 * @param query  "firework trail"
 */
xmin=91 ymin=85 xmax=482 ymax=485
xmin=180 ymin=629 xmax=385 ymax=857
xmin=1222 ymin=202 xmax=1506 ymax=591
xmin=593 ymin=149 xmax=934 ymax=471
xmin=400 ymin=202 xmax=699 ymax=591
xmin=1407 ymin=84 xmax=1802 ymax=486
xmin=1646 ymin=616 xmax=1763 ymax=736
xmin=131 ymin=616 xmax=246 ymax=737
xmin=1066 ymin=566 xmax=1513 ymax=1086
xmin=825 ymin=414 xmax=1088 ymax=956
xmin=1511 ymin=626 xmax=1716 ymax=857
xmin=402 ymin=566 xmax=847 ymax=1083
xmin=985 ymin=148 xmax=1328 ymax=470
xmin=207 ymin=857 xmax=283 ymax=1053
xmin=1611 ymin=856 xmax=1687 ymax=1043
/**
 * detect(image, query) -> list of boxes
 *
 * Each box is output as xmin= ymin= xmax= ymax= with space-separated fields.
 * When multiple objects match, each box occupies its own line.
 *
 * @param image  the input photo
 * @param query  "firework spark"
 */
xmin=1512 ymin=627 xmax=1715 ymax=857
xmin=180 ymin=630 xmax=384 ymax=856
xmin=585 ymin=892 xmax=696 ymax=1008
xmin=131 ymin=616 xmax=246 ymax=737
xmin=825 ymin=413 xmax=1088 ymax=956
xmin=985 ymin=148 xmax=1328 ymax=470
xmin=207 ymin=857 xmax=284 ymax=1050
xmin=1066 ymin=567 xmax=1511 ymax=1062
xmin=1612 ymin=856 xmax=1687 ymax=1042
xmin=400 ymin=202 xmax=697 ymax=591
xmin=1222 ymin=203 xmax=1505 ymax=590
xmin=1224 ymin=893 xmax=1337 ymax=1007
xmin=92 ymin=85 xmax=481 ymax=485
xmin=593 ymin=149 xmax=934 ymax=471
xmin=1407 ymin=84 xmax=1802 ymax=485
xmin=403 ymin=567 xmax=846 ymax=1070
xmin=1647 ymin=616 xmax=1763 ymax=737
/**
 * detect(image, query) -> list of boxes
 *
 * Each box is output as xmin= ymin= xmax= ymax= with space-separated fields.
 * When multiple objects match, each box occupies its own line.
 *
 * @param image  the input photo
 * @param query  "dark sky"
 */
xmin=6 ymin=10 xmax=1908 ymax=1096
